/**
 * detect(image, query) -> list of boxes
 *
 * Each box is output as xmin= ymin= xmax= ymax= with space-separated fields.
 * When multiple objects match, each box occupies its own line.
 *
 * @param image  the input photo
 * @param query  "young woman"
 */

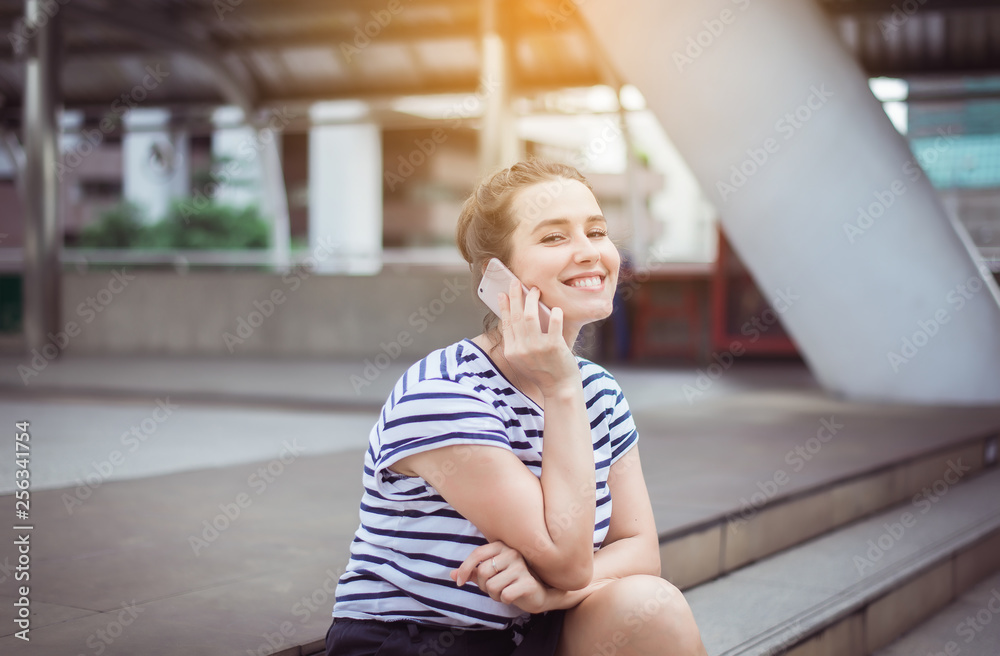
xmin=327 ymin=160 xmax=707 ymax=656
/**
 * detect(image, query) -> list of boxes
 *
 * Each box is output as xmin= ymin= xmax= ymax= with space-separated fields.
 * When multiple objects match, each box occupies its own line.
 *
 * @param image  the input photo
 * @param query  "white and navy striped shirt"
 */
xmin=333 ymin=338 xmax=638 ymax=630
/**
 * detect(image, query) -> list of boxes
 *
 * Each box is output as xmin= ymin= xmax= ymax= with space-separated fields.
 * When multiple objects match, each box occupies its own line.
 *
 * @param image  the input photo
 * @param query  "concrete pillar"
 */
xmin=123 ymin=108 xmax=189 ymax=222
xmin=308 ymin=103 xmax=382 ymax=275
xmin=21 ymin=0 xmax=60 ymax=355
xmin=619 ymin=103 xmax=647 ymax=267
xmin=210 ymin=106 xmax=261 ymax=210
xmin=478 ymin=0 xmax=518 ymax=174
xmin=258 ymin=129 xmax=291 ymax=272
xmin=209 ymin=106 xmax=292 ymax=270
xmin=579 ymin=0 xmax=1000 ymax=404
xmin=171 ymin=128 xmax=191 ymax=202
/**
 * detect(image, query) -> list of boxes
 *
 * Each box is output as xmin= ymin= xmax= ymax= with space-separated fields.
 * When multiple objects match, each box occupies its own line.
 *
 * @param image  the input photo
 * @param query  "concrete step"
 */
xmin=685 ymin=465 xmax=1000 ymax=655
xmin=659 ymin=432 xmax=999 ymax=590
xmin=873 ymin=569 xmax=1000 ymax=656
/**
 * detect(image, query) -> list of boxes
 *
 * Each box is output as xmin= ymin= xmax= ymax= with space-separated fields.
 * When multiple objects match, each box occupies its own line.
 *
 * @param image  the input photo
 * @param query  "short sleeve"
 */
xmin=606 ymin=377 xmax=638 ymax=465
xmin=374 ymin=378 xmax=513 ymax=477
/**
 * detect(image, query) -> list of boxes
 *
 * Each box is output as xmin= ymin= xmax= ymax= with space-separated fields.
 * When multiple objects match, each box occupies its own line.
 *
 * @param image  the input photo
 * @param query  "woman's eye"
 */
xmin=542 ymin=229 xmax=605 ymax=243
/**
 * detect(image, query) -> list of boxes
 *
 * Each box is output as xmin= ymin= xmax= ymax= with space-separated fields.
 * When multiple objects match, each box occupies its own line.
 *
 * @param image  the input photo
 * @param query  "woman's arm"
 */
xmin=395 ymin=419 xmax=596 ymax=591
xmin=394 ymin=282 xmax=597 ymax=590
xmin=452 ymin=446 xmax=660 ymax=613
xmin=540 ymin=445 xmax=660 ymax=609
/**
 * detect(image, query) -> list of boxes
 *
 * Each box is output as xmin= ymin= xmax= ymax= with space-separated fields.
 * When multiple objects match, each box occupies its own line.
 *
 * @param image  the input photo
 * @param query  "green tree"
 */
xmin=77 ymin=202 xmax=148 ymax=248
xmin=146 ymin=201 xmax=270 ymax=249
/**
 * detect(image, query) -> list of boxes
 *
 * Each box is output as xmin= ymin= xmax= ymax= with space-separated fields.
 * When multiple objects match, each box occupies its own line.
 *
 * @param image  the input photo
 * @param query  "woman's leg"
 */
xmin=556 ymin=575 xmax=708 ymax=656
xmin=327 ymin=617 xmax=521 ymax=656
xmin=325 ymin=618 xmax=392 ymax=656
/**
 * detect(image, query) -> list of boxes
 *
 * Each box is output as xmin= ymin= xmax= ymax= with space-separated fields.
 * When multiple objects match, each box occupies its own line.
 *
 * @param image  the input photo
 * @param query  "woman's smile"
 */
xmin=562 ymin=273 xmax=607 ymax=291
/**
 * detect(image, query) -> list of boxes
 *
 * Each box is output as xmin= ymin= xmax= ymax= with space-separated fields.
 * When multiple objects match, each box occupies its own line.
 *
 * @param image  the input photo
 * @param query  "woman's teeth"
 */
xmin=567 ymin=276 xmax=602 ymax=288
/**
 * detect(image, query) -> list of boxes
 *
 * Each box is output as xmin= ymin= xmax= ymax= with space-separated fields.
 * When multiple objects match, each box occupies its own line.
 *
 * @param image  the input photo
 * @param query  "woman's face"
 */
xmin=506 ymin=178 xmax=621 ymax=335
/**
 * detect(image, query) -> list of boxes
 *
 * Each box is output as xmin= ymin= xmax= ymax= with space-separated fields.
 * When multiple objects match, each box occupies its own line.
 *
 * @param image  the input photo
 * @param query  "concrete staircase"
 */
xmin=670 ymin=432 xmax=1000 ymax=655
xmin=300 ymin=432 xmax=1000 ymax=656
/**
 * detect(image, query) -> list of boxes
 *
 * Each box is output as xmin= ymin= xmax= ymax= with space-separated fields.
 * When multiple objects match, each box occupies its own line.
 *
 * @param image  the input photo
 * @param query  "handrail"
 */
xmin=0 ymin=246 xmax=471 ymax=273
xmin=1 ymin=247 xmax=996 ymax=273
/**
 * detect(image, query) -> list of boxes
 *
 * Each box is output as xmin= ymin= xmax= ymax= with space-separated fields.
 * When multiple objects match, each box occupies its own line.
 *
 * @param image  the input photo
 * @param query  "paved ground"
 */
xmin=0 ymin=352 xmax=998 ymax=655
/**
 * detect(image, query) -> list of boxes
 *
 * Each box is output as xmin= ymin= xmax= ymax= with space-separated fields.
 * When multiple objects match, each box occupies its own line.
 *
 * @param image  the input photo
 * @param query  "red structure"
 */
xmin=629 ymin=227 xmax=799 ymax=363
xmin=711 ymin=228 xmax=799 ymax=357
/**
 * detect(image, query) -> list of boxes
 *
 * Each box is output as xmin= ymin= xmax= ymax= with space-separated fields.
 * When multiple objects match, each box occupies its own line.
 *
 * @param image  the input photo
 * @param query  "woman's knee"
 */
xmin=588 ymin=575 xmax=703 ymax=652
xmin=606 ymin=576 xmax=687 ymax=626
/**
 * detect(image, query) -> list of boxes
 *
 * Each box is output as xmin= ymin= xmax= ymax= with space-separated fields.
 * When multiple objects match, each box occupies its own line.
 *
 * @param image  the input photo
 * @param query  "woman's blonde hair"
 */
xmin=456 ymin=159 xmax=593 ymax=344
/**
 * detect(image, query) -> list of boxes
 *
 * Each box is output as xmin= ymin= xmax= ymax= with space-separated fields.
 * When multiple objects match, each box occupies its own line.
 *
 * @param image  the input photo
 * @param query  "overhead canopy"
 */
xmin=822 ymin=0 xmax=1000 ymax=79
xmin=0 ymin=0 xmax=612 ymax=127
xmin=0 ymin=0 xmax=999 ymax=129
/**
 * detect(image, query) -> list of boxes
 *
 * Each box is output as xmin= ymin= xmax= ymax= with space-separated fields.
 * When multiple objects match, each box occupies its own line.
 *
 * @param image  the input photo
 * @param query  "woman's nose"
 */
xmin=573 ymin=233 xmax=601 ymax=263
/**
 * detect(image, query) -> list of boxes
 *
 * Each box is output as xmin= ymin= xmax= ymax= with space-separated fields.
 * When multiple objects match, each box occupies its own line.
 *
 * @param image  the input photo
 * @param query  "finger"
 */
xmin=475 ymin=559 xmax=497 ymax=592
xmin=484 ymin=567 xmax=521 ymax=602
xmin=522 ymin=287 xmax=541 ymax=330
xmin=453 ymin=542 xmax=504 ymax=587
xmin=507 ymin=278 xmax=523 ymax=325
xmin=498 ymin=292 xmax=514 ymax=344
xmin=546 ymin=305 xmax=563 ymax=337
xmin=455 ymin=549 xmax=491 ymax=588
xmin=454 ymin=544 xmax=494 ymax=586
xmin=474 ymin=550 xmax=512 ymax=591
xmin=498 ymin=577 xmax=533 ymax=605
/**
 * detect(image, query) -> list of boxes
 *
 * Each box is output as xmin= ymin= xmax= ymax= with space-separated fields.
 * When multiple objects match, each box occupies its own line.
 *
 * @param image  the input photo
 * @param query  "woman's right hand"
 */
xmin=498 ymin=279 xmax=580 ymax=398
xmin=453 ymin=541 xmax=552 ymax=614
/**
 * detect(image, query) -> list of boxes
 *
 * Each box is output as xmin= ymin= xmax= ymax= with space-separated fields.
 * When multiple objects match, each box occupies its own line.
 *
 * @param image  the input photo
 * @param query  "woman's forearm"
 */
xmin=531 ymin=382 xmax=598 ymax=589
xmin=592 ymin=529 xmax=661 ymax=580
xmin=541 ymin=534 xmax=661 ymax=611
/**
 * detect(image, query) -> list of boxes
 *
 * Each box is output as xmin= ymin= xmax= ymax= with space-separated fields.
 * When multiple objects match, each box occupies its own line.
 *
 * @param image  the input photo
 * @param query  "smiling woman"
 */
xmin=325 ymin=160 xmax=708 ymax=656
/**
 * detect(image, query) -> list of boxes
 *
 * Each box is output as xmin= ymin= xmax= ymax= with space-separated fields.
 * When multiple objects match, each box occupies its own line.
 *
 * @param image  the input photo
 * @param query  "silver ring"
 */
xmin=491 ymin=557 xmax=499 ymax=573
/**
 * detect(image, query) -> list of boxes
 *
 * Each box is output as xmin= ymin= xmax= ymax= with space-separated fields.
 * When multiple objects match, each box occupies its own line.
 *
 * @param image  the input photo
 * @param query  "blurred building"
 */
xmin=0 ymin=0 xmax=999 ymax=380
xmin=907 ymin=78 xmax=1000 ymax=265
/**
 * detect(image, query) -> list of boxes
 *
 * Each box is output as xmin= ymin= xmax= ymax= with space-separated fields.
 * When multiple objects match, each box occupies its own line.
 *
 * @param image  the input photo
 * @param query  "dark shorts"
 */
xmin=325 ymin=612 xmax=564 ymax=656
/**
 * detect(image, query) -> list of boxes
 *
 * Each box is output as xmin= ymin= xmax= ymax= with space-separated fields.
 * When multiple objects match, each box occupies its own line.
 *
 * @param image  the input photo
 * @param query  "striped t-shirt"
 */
xmin=333 ymin=337 xmax=639 ymax=630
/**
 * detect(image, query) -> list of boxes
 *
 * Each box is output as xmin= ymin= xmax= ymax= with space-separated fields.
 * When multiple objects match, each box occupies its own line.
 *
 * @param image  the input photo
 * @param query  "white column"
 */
xmin=478 ymin=0 xmax=518 ymax=174
xmin=211 ymin=106 xmax=261 ymax=209
xmin=169 ymin=128 xmax=190 ymax=204
xmin=579 ymin=0 xmax=1000 ymax=404
xmin=211 ymin=106 xmax=291 ymax=270
xmin=308 ymin=102 xmax=382 ymax=275
xmin=259 ymin=129 xmax=291 ymax=272
xmin=123 ymin=108 xmax=189 ymax=222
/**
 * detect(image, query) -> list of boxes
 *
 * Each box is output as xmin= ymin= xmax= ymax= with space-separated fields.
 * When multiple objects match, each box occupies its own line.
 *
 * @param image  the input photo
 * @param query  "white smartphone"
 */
xmin=477 ymin=258 xmax=552 ymax=333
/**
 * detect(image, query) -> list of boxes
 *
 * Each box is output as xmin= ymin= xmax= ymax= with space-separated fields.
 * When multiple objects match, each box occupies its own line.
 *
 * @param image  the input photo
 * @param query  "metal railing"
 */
xmin=1 ymin=246 xmax=997 ymax=274
xmin=0 ymin=246 xmax=471 ymax=274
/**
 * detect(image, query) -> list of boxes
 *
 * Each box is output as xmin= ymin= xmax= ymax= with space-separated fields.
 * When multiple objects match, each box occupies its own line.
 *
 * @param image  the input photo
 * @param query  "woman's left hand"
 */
xmin=452 ymin=541 xmax=551 ymax=614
